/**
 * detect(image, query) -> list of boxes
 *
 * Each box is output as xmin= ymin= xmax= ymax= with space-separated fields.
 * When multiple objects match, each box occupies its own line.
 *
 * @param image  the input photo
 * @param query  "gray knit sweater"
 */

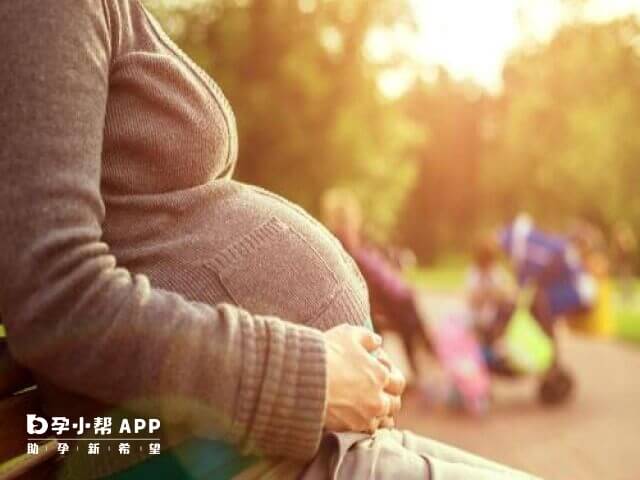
xmin=0 ymin=0 xmax=369 ymax=467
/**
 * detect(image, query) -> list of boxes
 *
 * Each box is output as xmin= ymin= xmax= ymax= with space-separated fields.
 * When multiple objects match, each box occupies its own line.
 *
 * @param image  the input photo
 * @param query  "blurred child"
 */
xmin=611 ymin=221 xmax=638 ymax=300
xmin=466 ymin=234 xmax=515 ymax=346
xmin=321 ymin=189 xmax=432 ymax=383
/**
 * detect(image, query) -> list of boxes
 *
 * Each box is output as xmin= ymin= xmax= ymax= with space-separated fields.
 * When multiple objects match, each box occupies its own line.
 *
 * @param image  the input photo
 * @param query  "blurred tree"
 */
xmin=398 ymin=69 xmax=486 ymax=261
xmin=484 ymin=17 xmax=640 ymax=246
xmin=142 ymin=1 xmax=640 ymax=266
xmin=144 ymin=0 xmax=421 ymax=236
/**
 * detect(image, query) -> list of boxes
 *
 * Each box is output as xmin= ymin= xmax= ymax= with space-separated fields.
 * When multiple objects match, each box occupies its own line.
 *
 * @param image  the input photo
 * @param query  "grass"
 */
xmin=615 ymin=296 xmax=640 ymax=343
xmin=618 ymin=313 xmax=640 ymax=342
xmin=407 ymin=258 xmax=640 ymax=344
xmin=405 ymin=253 xmax=469 ymax=293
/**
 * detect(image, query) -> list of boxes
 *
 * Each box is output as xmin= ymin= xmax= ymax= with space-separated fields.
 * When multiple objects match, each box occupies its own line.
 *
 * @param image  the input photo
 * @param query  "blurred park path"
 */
xmin=395 ymin=292 xmax=640 ymax=480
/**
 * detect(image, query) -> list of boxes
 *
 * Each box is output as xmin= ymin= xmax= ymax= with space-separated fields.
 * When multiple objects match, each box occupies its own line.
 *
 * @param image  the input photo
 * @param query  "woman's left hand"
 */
xmin=371 ymin=347 xmax=406 ymax=428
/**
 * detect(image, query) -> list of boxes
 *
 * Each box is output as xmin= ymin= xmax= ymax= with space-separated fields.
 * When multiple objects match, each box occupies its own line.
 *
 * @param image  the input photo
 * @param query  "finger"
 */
xmin=365 ymin=395 xmax=391 ymax=430
xmin=368 ymin=392 xmax=391 ymax=419
xmin=367 ymin=415 xmax=382 ymax=434
xmin=371 ymin=349 xmax=406 ymax=395
xmin=356 ymin=328 xmax=383 ymax=352
xmin=380 ymin=393 xmax=393 ymax=417
xmin=365 ymin=355 xmax=391 ymax=387
xmin=379 ymin=416 xmax=395 ymax=429
xmin=384 ymin=367 xmax=406 ymax=396
xmin=372 ymin=348 xmax=393 ymax=371
xmin=388 ymin=394 xmax=402 ymax=417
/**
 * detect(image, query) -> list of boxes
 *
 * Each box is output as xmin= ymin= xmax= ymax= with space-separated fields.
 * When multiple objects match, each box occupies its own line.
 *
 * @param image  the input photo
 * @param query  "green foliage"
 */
xmin=398 ymin=70 xmax=487 ymax=260
xmin=484 ymin=17 xmax=640 ymax=234
xmin=144 ymin=0 xmax=421 ymax=236
xmin=400 ymin=16 xmax=640 ymax=263
xmin=143 ymin=1 xmax=640 ymax=263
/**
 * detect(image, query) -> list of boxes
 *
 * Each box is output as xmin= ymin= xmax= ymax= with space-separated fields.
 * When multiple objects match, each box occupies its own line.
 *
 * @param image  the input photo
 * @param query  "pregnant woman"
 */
xmin=0 ymin=1 xmax=538 ymax=479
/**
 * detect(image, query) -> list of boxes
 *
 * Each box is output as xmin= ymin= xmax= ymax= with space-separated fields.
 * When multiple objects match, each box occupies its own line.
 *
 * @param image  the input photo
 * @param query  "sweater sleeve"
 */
xmin=0 ymin=0 xmax=326 ymax=460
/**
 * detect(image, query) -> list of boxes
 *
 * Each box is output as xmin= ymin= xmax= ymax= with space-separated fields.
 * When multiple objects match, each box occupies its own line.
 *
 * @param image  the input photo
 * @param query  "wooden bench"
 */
xmin=0 ymin=334 xmax=58 ymax=480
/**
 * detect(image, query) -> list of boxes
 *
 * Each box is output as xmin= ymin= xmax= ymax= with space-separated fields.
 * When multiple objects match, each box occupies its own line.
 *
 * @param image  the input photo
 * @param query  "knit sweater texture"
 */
xmin=0 ymin=0 xmax=370 ymax=474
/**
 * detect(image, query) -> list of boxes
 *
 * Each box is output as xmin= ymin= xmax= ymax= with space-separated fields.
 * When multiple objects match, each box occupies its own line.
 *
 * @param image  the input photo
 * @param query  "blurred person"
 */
xmin=500 ymin=214 xmax=597 ymax=335
xmin=466 ymin=233 xmax=516 ymax=345
xmin=568 ymin=219 xmax=609 ymax=276
xmin=0 ymin=1 xmax=539 ymax=479
xmin=498 ymin=215 xmax=585 ymax=403
xmin=611 ymin=221 xmax=638 ymax=300
xmin=381 ymin=244 xmax=418 ymax=272
xmin=322 ymin=189 xmax=433 ymax=385
xmin=567 ymin=220 xmax=614 ymax=336
xmin=464 ymin=233 xmax=521 ymax=378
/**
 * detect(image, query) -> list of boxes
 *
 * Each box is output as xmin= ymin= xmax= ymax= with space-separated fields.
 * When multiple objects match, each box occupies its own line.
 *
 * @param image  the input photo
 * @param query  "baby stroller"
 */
xmin=484 ymin=288 xmax=575 ymax=406
xmin=492 ymin=217 xmax=597 ymax=405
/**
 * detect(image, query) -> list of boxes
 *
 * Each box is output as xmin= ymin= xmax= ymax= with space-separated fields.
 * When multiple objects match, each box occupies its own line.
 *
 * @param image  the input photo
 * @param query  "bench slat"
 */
xmin=0 ymin=341 xmax=33 ymax=399
xmin=0 ymin=441 xmax=57 ymax=480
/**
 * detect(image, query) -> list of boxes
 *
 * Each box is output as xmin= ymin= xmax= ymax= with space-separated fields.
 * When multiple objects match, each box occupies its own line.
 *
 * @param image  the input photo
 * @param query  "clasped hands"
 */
xmin=323 ymin=324 xmax=407 ymax=433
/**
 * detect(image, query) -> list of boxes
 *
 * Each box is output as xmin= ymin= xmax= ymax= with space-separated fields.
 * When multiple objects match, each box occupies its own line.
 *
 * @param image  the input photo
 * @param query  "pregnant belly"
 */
xmin=104 ymin=180 xmax=371 ymax=331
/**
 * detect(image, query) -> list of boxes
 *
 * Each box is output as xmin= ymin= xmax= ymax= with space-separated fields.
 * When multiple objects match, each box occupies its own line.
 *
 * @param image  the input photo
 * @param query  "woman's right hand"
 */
xmin=323 ymin=324 xmax=405 ymax=433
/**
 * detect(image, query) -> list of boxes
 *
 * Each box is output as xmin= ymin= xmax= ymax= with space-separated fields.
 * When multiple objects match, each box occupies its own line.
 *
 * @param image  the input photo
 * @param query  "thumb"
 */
xmin=355 ymin=328 xmax=383 ymax=352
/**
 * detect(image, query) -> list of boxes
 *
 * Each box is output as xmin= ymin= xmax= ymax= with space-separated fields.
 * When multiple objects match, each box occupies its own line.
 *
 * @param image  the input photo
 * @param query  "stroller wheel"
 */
xmin=538 ymin=366 xmax=574 ymax=405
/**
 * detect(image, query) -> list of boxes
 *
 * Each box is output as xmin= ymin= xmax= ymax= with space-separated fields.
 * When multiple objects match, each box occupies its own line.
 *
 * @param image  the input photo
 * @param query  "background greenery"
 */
xmin=146 ymin=0 xmax=421 ymax=237
xmin=145 ymin=0 xmax=640 ymax=269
